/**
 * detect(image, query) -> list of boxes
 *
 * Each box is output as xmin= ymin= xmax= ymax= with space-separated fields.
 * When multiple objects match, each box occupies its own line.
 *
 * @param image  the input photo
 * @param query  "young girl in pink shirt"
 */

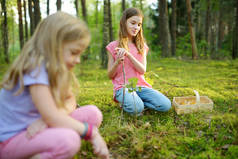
xmin=106 ymin=8 xmax=171 ymax=115
xmin=0 ymin=12 xmax=109 ymax=159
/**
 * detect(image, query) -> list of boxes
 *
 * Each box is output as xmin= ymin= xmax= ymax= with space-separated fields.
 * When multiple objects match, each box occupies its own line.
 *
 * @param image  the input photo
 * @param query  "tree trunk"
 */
xmin=139 ymin=0 xmax=143 ymax=11
xmin=186 ymin=0 xmax=198 ymax=60
xmin=28 ymin=0 xmax=34 ymax=35
xmin=23 ymin=0 xmax=28 ymax=41
xmin=108 ymin=0 xmax=113 ymax=41
xmin=132 ymin=0 xmax=136 ymax=7
xmin=205 ymin=0 xmax=211 ymax=55
xmin=122 ymin=0 xmax=126 ymax=11
xmin=33 ymin=0 xmax=41 ymax=28
xmin=56 ymin=0 xmax=61 ymax=11
xmin=177 ymin=0 xmax=187 ymax=34
xmin=47 ymin=0 xmax=50 ymax=15
xmin=1 ymin=0 xmax=9 ymax=63
xmin=159 ymin=0 xmax=171 ymax=57
xmin=196 ymin=4 xmax=203 ymax=41
xmin=81 ymin=0 xmax=87 ymax=23
xmin=101 ymin=0 xmax=110 ymax=68
xmin=217 ymin=17 xmax=224 ymax=51
xmin=95 ymin=0 xmax=99 ymax=26
xmin=17 ymin=0 xmax=24 ymax=49
xmin=210 ymin=12 xmax=218 ymax=58
xmin=11 ymin=8 xmax=16 ymax=55
xmin=75 ymin=0 xmax=79 ymax=17
xmin=171 ymin=0 xmax=176 ymax=56
xmin=232 ymin=0 xmax=238 ymax=59
xmin=80 ymin=0 xmax=90 ymax=61
xmin=217 ymin=1 xmax=225 ymax=51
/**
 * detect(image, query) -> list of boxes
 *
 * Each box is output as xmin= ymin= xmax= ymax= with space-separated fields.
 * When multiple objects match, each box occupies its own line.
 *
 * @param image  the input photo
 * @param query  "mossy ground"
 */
xmin=75 ymin=57 xmax=238 ymax=159
xmin=0 ymin=57 xmax=237 ymax=159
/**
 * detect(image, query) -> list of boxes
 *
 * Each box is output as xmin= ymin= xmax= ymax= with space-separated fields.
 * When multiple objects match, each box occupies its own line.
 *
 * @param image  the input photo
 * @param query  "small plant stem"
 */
xmin=122 ymin=61 xmax=126 ymax=107
xmin=119 ymin=61 xmax=126 ymax=127
xmin=132 ymin=93 xmax=137 ymax=124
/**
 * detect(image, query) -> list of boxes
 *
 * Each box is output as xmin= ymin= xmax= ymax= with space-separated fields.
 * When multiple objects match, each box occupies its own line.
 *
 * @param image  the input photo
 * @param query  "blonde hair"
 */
xmin=0 ymin=11 xmax=90 ymax=108
xmin=118 ymin=8 xmax=145 ymax=54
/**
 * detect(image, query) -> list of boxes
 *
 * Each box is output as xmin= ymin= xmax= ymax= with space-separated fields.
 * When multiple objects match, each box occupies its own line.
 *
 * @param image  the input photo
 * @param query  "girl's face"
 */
xmin=63 ymin=40 xmax=85 ymax=70
xmin=126 ymin=15 xmax=142 ymax=38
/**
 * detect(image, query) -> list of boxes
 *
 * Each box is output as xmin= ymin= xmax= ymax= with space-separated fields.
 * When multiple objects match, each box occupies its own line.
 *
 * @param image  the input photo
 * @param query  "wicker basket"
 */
xmin=173 ymin=90 xmax=213 ymax=115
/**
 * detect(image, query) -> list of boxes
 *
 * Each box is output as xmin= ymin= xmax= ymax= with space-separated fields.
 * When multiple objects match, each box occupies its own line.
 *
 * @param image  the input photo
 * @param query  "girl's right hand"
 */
xmin=90 ymin=128 xmax=110 ymax=159
xmin=26 ymin=118 xmax=47 ymax=139
xmin=115 ymin=47 xmax=126 ymax=64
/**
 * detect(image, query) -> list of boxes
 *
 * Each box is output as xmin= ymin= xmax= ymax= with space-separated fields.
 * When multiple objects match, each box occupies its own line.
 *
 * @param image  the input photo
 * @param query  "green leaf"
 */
xmin=128 ymin=78 xmax=138 ymax=88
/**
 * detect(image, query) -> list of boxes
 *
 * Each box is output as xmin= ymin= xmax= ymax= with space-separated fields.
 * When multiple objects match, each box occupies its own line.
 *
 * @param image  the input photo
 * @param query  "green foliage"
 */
xmin=176 ymin=33 xmax=192 ymax=57
xmin=0 ymin=0 xmax=20 ymax=63
xmin=126 ymin=78 xmax=140 ymax=93
xmin=146 ymin=0 xmax=235 ymax=59
xmin=197 ymin=39 xmax=208 ymax=58
xmin=2 ymin=0 xmax=235 ymax=61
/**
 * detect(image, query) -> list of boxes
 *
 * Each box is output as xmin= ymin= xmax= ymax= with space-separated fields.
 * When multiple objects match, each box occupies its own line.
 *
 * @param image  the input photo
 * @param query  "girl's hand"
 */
xmin=90 ymin=128 xmax=110 ymax=159
xmin=115 ymin=47 xmax=130 ymax=56
xmin=115 ymin=47 xmax=130 ymax=64
xmin=26 ymin=118 xmax=47 ymax=139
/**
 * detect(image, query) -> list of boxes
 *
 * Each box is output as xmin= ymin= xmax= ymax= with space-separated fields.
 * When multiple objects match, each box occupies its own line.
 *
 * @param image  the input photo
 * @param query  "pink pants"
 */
xmin=0 ymin=105 xmax=103 ymax=159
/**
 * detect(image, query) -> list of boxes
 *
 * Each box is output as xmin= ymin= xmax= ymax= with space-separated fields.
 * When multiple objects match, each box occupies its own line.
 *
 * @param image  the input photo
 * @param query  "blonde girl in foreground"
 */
xmin=106 ymin=8 xmax=171 ymax=115
xmin=0 ymin=12 xmax=109 ymax=159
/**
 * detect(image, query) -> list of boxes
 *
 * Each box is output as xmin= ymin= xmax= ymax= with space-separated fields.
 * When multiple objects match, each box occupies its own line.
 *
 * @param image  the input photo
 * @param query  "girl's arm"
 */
xmin=30 ymin=84 xmax=109 ymax=159
xmin=127 ymin=51 xmax=147 ymax=74
xmin=30 ymin=84 xmax=86 ymax=133
xmin=115 ymin=47 xmax=147 ymax=74
xmin=26 ymin=118 xmax=47 ymax=138
xmin=107 ymin=51 xmax=123 ymax=79
xmin=27 ymin=89 xmax=76 ymax=138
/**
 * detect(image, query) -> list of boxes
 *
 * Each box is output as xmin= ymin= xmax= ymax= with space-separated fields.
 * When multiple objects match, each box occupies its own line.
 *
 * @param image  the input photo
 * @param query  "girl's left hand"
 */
xmin=26 ymin=118 xmax=47 ymax=139
xmin=90 ymin=128 xmax=110 ymax=159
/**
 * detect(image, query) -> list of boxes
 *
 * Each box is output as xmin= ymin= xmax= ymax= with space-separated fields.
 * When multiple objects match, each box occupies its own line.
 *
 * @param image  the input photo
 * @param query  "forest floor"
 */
xmin=0 ymin=57 xmax=238 ymax=159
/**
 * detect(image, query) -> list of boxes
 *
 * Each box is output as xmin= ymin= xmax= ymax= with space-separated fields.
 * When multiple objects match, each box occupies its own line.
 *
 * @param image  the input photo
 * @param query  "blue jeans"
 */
xmin=115 ymin=87 xmax=171 ymax=115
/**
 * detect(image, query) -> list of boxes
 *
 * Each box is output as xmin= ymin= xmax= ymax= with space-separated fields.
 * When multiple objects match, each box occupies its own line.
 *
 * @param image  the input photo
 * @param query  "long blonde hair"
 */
xmin=118 ymin=8 xmax=145 ymax=54
xmin=0 ymin=11 xmax=90 ymax=108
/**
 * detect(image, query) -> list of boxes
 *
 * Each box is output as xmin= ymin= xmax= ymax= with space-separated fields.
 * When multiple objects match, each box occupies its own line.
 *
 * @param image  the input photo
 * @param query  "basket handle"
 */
xmin=193 ymin=90 xmax=200 ymax=104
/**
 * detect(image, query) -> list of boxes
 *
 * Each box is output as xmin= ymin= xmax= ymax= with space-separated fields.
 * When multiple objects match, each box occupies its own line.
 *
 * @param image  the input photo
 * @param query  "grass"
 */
xmin=0 ymin=57 xmax=237 ymax=159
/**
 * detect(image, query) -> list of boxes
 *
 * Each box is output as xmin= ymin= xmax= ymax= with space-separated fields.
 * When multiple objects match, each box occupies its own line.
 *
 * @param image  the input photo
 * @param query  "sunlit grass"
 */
xmin=0 ymin=57 xmax=237 ymax=159
xmin=75 ymin=57 xmax=238 ymax=159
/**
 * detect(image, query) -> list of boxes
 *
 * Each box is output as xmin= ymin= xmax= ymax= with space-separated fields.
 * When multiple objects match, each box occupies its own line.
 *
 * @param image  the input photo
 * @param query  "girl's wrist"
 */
xmin=126 ymin=51 xmax=132 ymax=59
xmin=90 ymin=126 xmax=99 ymax=140
xmin=81 ymin=122 xmax=94 ymax=140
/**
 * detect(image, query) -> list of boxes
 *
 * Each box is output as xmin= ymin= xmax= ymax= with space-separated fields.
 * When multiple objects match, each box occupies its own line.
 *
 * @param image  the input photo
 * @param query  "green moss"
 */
xmin=1 ymin=58 xmax=237 ymax=158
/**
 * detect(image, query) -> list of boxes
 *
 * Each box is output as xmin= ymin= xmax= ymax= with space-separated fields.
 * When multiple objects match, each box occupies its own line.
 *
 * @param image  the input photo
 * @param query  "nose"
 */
xmin=75 ymin=56 xmax=80 ymax=64
xmin=135 ymin=25 xmax=140 ymax=30
xmin=133 ymin=26 xmax=139 ymax=31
